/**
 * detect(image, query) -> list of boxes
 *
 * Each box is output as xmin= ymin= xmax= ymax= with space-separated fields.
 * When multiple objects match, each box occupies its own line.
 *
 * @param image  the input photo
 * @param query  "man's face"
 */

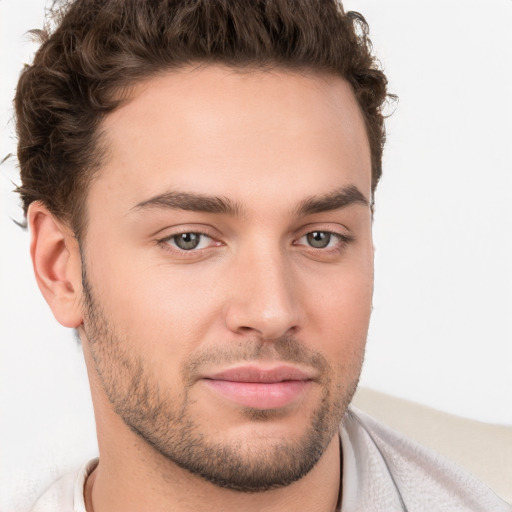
xmin=79 ymin=66 xmax=373 ymax=491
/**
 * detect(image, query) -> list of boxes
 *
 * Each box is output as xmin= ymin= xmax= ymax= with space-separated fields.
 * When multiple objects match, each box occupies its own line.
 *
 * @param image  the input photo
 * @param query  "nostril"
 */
xmin=237 ymin=325 xmax=255 ymax=334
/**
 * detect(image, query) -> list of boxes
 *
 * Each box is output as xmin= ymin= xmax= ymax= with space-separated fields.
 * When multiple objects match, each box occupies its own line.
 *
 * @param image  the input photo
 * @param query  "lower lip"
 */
xmin=203 ymin=379 xmax=311 ymax=409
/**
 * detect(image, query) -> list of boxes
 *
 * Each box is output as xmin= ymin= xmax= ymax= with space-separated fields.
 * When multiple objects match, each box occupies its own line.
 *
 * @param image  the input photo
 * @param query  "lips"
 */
xmin=202 ymin=365 xmax=314 ymax=410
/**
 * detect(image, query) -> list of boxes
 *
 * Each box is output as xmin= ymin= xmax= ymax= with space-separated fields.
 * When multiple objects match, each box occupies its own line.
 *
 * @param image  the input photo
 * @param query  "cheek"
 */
xmin=316 ymin=284 xmax=370 ymax=389
xmin=85 ymin=244 xmax=225 ymax=355
xmin=304 ymin=260 xmax=373 ymax=360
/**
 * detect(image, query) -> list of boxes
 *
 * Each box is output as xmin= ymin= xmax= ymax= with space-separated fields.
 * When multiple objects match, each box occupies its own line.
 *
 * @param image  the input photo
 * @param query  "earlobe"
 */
xmin=28 ymin=202 xmax=83 ymax=328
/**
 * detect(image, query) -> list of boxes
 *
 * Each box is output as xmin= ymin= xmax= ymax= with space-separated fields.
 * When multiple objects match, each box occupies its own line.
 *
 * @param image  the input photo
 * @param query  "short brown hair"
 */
xmin=15 ymin=0 xmax=391 ymax=238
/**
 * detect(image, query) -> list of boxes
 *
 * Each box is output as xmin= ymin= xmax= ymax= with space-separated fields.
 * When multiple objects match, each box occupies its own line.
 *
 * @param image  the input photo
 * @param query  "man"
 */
xmin=10 ymin=0 xmax=509 ymax=511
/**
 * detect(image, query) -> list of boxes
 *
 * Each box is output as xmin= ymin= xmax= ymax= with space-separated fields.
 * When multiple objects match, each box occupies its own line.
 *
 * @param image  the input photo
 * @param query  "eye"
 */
xmin=305 ymin=231 xmax=332 ymax=249
xmin=295 ymin=230 xmax=351 ymax=251
xmin=165 ymin=232 xmax=213 ymax=251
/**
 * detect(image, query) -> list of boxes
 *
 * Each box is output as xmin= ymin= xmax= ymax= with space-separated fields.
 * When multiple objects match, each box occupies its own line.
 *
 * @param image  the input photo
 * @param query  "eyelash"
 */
xmin=156 ymin=230 xmax=353 ymax=256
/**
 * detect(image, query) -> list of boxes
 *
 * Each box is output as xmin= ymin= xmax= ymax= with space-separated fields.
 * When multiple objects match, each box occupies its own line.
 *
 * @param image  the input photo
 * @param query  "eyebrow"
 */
xmin=131 ymin=191 xmax=242 ymax=216
xmin=294 ymin=185 xmax=369 ymax=216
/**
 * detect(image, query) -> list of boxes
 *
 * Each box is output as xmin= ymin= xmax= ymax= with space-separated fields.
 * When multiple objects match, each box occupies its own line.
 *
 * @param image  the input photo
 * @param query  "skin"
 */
xmin=29 ymin=65 xmax=374 ymax=512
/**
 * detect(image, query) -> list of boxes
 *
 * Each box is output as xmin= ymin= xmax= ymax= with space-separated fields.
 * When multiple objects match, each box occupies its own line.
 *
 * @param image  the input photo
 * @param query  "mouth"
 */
xmin=202 ymin=365 xmax=314 ymax=410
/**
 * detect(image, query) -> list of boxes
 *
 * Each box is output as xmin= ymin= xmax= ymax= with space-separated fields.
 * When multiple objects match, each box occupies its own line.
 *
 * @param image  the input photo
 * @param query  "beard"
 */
xmin=80 ymin=266 xmax=364 ymax=493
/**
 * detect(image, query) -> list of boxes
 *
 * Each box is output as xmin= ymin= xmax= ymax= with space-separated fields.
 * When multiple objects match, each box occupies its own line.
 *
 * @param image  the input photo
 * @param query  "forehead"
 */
xmin=93 ymin=65 xmax=371 ymax=213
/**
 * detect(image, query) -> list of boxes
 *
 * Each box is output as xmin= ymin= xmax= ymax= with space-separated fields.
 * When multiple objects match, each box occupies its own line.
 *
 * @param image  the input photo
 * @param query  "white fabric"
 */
xmin=340 ymin=408 xmax=511 ymax=511
xmin=29 ymin=407 xmax=511 ymax=512
xmin=351 ymin=387 xmax=512 ymax=502
xmin=29 ymin=458 xmax=97 ymax=512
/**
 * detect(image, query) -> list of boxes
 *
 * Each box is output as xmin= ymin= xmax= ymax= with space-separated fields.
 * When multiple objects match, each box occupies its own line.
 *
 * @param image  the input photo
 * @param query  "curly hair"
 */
xmin=15 ymin=0 xmax=391 ymax=238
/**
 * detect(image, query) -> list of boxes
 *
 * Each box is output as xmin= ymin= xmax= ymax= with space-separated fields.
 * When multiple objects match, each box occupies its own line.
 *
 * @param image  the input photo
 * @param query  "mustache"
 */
xmin=182 ymin=336 xmax=330 ymax=382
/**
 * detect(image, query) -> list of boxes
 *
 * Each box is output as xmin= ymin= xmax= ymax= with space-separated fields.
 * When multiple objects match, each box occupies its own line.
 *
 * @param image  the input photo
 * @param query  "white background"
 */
xmin=1 ymin=0 xmax=511 ymax=509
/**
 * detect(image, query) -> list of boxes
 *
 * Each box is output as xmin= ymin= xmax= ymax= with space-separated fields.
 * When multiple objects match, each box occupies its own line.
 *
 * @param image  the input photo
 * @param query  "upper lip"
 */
xmin=203 ymin=365 xmax=314 ymax=383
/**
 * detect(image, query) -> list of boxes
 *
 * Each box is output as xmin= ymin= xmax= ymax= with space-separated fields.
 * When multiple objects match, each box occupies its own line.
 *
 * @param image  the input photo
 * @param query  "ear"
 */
xmin=28 ymin=202 xmax=83 ymax=328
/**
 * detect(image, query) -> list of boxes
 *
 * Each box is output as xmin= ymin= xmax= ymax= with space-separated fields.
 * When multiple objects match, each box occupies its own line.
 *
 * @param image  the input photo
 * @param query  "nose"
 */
xmin=224 ymin=246 xmax=303 ymax=340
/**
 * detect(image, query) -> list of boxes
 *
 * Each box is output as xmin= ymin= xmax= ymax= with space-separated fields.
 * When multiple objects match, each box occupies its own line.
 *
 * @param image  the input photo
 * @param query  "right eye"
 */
xmin=163 ymin=232 xmax=214 ymax=251
xmin=304 ymin=231 xmax=334 ymax=249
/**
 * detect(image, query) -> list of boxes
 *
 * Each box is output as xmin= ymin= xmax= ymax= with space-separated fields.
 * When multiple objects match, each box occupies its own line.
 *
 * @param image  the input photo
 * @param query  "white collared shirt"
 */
xmin=29 ymin=407 xmax=511 ymax=512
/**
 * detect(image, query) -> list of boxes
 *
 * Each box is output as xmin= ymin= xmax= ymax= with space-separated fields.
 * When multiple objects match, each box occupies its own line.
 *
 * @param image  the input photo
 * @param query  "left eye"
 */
xmin=167 ymin=232 xmax=212 ymax=251
xmin=298 ymin=231 xmax=340 ymax=249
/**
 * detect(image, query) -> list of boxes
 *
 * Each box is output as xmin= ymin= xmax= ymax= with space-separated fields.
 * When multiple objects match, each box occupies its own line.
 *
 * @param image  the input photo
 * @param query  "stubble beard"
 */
xmin=80 ymin=268 xmax=364 ymax=492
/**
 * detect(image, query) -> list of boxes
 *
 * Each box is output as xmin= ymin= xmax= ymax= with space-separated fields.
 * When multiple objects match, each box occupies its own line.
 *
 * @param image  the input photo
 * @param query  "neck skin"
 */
xmin=84 ymin=368 xmax=342 ymax=512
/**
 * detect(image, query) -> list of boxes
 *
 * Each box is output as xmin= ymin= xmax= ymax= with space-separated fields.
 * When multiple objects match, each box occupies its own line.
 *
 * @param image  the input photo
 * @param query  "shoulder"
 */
xmin=340 ymin=406 xmax=511 ymax=512
xmin=29 ymin=458 xmax=98 ymax=512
